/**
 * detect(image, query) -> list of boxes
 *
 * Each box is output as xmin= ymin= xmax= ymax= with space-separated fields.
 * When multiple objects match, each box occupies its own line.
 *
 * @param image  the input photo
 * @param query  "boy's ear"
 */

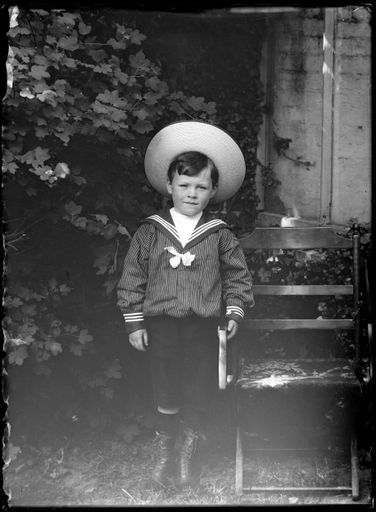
xmin=166 ymin=178 xmax=172 ymax=195
xmin=210 ymin=186 xmax=218 ymax=199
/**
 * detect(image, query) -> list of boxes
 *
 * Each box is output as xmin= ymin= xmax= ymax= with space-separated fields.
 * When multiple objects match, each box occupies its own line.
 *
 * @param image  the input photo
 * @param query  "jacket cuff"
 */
xmin=123 ymin=312 xmax=145 ymax=335
xmin=225 ymin=304 xmax=244 ymax=323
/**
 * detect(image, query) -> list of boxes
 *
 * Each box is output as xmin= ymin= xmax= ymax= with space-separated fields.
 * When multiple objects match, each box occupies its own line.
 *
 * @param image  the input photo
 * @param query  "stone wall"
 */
xmin=259 ymin=6 xmax=371 ymax=226
xmin=331 ymin=7 xmax=371 ymax=225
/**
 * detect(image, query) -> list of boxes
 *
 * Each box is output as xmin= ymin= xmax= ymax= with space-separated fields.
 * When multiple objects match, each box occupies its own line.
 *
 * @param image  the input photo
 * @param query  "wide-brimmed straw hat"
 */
xmin=144 ymin=120 xmax=246 ymax=203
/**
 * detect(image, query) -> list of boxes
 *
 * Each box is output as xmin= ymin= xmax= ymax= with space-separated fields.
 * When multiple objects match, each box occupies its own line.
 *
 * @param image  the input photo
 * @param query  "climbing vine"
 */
xmin=2 ymin=8 xmax=218 ymax=380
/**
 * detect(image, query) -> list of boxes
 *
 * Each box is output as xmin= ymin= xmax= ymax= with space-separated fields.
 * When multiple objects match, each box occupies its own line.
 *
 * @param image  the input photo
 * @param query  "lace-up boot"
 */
xmin=178 ymin=427 xmax=201 ymax=487
xmin=151 ymin=431 xmax=176 ymax=486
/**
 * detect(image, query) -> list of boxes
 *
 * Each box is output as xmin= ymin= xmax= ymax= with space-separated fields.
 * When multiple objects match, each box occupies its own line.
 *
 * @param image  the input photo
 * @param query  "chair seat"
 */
xmin=237 ymin=358 xmax=360 ymax=390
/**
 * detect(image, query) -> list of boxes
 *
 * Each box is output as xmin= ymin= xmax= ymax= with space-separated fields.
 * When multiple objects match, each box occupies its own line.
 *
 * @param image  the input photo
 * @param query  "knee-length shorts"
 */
xmin=146 ymin=315 xmax=219 ymax=413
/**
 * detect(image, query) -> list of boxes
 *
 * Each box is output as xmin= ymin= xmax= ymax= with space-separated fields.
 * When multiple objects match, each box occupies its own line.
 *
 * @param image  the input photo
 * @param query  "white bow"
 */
xmin=165 ymin=246 xmax=196 ymax=268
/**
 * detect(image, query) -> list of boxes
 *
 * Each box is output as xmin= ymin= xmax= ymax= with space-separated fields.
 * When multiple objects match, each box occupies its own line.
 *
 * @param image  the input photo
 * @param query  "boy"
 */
xmin=117 ymin=121 xmax=254 ymax=488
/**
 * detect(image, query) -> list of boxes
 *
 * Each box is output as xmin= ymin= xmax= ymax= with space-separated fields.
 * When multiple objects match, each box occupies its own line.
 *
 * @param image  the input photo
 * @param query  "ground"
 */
xmin=3 ymin=419 xmax=372 ymax=507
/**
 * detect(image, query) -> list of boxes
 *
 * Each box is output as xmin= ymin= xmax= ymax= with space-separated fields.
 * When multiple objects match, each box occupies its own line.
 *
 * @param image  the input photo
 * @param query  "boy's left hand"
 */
xmin=226 ymin=319 xmax=239 ymax=340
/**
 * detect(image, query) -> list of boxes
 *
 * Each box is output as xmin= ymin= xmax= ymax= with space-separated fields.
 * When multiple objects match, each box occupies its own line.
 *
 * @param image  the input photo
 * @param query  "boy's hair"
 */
xmin=167 ymin=151 xmax=219 ymax=188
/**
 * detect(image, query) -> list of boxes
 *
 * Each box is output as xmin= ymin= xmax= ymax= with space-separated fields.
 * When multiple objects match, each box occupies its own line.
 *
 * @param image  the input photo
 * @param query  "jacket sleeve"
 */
xmin=117 ymin=223 xmax=154 ymax=334
xmin=219 ymin=228 xmax=255 ymax=323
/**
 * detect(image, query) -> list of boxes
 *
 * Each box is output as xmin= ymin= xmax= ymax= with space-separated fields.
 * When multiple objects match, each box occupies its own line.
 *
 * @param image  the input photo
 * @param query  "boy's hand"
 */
xmin=226 ymin=319 xmax=239 ymax=340
xmin=129 ymin=329 xmax=148 ymax=351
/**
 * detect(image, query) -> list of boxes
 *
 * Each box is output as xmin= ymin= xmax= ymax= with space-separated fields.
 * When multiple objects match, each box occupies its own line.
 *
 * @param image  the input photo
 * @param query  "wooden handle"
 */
xmin=218 ymin=328 xmax=227 ymax=390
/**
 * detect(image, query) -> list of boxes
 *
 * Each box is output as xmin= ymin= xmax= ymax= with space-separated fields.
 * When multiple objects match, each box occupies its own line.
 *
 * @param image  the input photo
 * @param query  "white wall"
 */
xmin=258 ymin=6 xmax=371 ymax=226
xmin=331 ymin=7 xmax=372 ymax=225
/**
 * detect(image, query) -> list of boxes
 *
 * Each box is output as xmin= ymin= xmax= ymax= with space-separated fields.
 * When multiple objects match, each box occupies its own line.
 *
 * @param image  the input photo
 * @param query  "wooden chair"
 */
xmin=219 ymin=225 xmax=368 ymax=500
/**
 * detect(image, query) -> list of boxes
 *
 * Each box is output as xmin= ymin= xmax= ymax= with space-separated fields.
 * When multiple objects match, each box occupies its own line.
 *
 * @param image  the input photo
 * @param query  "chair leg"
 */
xmin=235 ymin=425 xmax=243 ymax=495
xmin=351 ymin=427 xmax=360 ymax=501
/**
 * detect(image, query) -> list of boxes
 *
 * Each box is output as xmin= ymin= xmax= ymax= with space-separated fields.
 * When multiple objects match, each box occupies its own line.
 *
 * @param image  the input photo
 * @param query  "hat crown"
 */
xmin=144 ymin=121 xmax=246 ymax=203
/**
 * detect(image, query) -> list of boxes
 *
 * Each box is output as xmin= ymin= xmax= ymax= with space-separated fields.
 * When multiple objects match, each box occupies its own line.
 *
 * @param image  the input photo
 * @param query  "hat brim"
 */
xmin=144 ymin=121 xmax=246 ymax=203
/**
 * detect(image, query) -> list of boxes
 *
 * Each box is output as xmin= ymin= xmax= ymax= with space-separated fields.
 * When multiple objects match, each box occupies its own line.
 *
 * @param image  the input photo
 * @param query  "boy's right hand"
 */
xmin=129 ymin=329 xmax=148 ymax=351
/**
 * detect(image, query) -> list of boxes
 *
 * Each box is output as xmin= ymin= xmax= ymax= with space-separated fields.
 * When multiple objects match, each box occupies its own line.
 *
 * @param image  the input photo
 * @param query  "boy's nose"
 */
xmin=187 ymin=188 xmax=197 ymax=198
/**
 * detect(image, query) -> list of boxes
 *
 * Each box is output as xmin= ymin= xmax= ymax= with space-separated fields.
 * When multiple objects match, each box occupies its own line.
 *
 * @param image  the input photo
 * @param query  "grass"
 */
xmin=4 ymin=430 xmax=372 ymax=507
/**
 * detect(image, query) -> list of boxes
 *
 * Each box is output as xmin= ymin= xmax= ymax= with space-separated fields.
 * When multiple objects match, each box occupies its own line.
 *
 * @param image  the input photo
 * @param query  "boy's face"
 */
xmin=166 ymin=167 xmax=217 ymax=217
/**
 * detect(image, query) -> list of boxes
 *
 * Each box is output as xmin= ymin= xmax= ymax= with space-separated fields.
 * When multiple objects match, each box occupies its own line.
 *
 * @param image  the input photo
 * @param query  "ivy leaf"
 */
xmin=145 ymin=76 xmax=161 ymax=91
xmin=70 ymin=344 xmax=84 ymax=356
xmin=133 ymin=119 xmax=153 ymax=134
xmin=72 ymin=216 xmax=88 ymax=229
xmin=20 ymin=87 xmax=35 ymax=99
xmin=35 ymin=126 xmax=49 ymax=139
xmin=169 ymin=101 xmax=185 ymax=115
xmin=5 ymin=443 xmax=22 ymax=463
xmin=117 ymin=224 xmax=131 ymax=237
xmin=64 ymin=201 xmax=82 ymax=217
xmin=129 ymin=50 xmax=149 ymax=69
xmin=3 ymin=162 xmax=19 ymax=174
xmin=30 ymin=65 xmax=50 ymax=80
xmin=56 ymin=12 xmax=79 ymax=26
xmin=70 ymin=175 xmax=87 ymax=186
xmin=5 ymin=296 xmax=23 ymax=308
xmin=61 ymin=56 xmax=77 ymax=68
xmin=78 ymin=329 xmax=93 ymax=344
xmin=93 ymin=63 xmax=113 ymax=74
xmin=107 ymin=38 xmax=127 ymax=50
xmin=64 ymin=324 xmax=79 ymax=334
xmin=104 ymin=359 xmax=122 ymax=379
xmin=59 ymin=284 xmax=72 ymax=295
xmin=130 ymin=29 xmax=146 ymax=45
xmin=144 ymin=91 xmax=160 ymax=106
xmin=114 ymin=70 xmax=129 ymax=85
xmin=78 ymin=21 xmax=91 ymax=35
xmin=36 ymin=89 xmax=58 ymax=104
xmin=88 ymin=49 xmax=107 ymax=63
xmin=46 ymin=34 xmax=57 ymax=45
xmin=34 ymin=55 xmax=49 ymax=67
xmin=47 ymin=341 xmax=63 ymax=356
xmin=54 ymin=131 xmax=71 ymax=145
xmin=54 ymin=162 xmax=70 ymax=178
xmin=134 ymin=108 xmax=148 ymax=121
xmin=91 ymin=214 xmax=109 ymax=225
xmin=20 ymin=146 xmax=51 ymax=167
xmin=206 ymin=101 xmax=216 ymax=115
xmin=59 ymin=32 xmax=79 ymax=51
xmin=8 ymin=346 xmax=28 ymax=365
xmin=186 ymin=96 xmax=206 ymax=111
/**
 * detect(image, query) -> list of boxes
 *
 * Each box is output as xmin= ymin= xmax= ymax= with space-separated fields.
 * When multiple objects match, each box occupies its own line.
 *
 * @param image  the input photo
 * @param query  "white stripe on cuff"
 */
xmin=123 ymin=313 xmax=144 ymax=322
xmin=226 ymin=306 xmax=244 ymax=318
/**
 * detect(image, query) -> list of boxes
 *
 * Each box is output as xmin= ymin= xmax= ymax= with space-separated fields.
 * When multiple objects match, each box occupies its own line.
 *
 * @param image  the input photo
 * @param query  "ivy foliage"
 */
xmin=3 ymin=7 xmax=219 ymax=376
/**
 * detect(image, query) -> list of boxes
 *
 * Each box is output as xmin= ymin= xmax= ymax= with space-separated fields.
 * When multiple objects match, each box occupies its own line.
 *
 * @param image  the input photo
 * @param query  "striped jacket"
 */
xmin=117 ymin=209 xmax=255 ymax=334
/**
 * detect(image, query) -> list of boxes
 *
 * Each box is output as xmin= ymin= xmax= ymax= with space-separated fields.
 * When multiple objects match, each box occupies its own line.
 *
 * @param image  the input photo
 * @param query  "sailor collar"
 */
xmin=143 ymin=209 xmax=228 ymax=252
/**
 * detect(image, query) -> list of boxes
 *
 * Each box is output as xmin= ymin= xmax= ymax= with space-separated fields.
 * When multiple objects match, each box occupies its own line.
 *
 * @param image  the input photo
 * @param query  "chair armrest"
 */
xmin=218 ymin=328 xmax=227 ymax=390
